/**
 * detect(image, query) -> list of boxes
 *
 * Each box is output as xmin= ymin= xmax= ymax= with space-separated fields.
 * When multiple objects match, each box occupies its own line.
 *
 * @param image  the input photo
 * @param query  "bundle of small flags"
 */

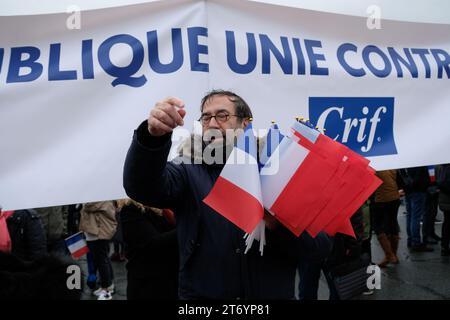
xmin=203 ymin=118 xmax=382 ymax=255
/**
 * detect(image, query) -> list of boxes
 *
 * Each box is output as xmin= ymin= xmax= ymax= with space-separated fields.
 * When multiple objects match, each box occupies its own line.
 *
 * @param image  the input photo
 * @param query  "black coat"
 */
xmin=6 ymin=209 xmax=47 ymax=261
xmin=124 ymin=121 xmax=306 ymax=299
xmin=120 ymin=204 xmax=179 ymax=300
xmin=324 ymin=208 xmax=366 ymax=272
xmin=0 ymin=251 xmax=82 ymax=299
xmin=398 ymin=166 xmax=430 ymax=194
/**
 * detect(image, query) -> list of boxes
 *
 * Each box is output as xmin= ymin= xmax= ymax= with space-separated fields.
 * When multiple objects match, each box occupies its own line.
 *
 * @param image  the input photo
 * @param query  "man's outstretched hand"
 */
xmin=147 ymin=97 xmax=186 ymax=136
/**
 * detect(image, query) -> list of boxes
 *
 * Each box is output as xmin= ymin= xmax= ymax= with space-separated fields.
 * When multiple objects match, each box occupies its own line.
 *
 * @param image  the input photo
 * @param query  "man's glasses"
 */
xmin=198 ymin=112 xmax=241 ymax=125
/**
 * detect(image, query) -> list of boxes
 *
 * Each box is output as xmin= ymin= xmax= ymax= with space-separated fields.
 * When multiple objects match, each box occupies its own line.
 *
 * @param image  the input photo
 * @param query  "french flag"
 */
xmin=261 ymin=120 xmax=381 ymax=238
xmin=260 ymin=121 xmax=330 ymax=236
xmin=65 ymin=231 xmax=89 ymax=259
xmin=428 ymin=166 xmax=436 ymax=183
xmin=203 ymin=123 xmax=264 ymax=234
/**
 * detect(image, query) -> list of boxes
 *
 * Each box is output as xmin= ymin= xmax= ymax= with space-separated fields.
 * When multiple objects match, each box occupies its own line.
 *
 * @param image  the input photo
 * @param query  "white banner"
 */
xmin=1 ymin=0 xmax=449 ymax=210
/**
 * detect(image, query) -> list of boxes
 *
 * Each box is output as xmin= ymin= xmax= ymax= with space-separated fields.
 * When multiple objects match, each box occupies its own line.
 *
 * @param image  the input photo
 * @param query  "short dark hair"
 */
xmin=200 ymin=90 xmax=253 ymax=121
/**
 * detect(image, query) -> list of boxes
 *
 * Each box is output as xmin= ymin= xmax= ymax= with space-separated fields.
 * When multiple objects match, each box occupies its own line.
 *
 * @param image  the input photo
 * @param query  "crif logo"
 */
xmin=309 ymin=97 xmax=397 ymax=157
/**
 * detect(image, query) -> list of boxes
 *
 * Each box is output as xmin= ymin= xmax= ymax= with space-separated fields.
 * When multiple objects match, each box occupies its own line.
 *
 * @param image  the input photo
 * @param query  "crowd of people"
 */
xmin=1 ymin=90 xmax=450 ymax=301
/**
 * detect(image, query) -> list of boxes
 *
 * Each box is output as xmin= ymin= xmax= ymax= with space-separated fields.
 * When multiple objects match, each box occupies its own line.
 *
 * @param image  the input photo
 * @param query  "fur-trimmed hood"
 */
xmin=175 ymin=133 xmax=269 ymax=165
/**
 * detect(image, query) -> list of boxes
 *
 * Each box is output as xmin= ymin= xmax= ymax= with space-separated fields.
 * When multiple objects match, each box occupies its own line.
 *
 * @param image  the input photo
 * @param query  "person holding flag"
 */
xmin=123 ymin=90 xmax=330 ymax=299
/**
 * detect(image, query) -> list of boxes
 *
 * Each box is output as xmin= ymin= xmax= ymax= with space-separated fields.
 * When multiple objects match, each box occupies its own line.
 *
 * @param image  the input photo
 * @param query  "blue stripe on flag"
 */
xmin=236 ymin=123 xmax=258 ymax=157
xmin=265 ymin=124 xmax=284 ymax=159
xmin=65 ymin=232 xmax=84 ymax=246
xmin=291 ymin=121 xmax=319 ymax=143
xmin=259 ymin=123 xmax=285 ymax=169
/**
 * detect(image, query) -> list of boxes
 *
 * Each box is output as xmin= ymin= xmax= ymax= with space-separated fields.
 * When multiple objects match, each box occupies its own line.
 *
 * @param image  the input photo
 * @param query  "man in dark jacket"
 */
xmin=124 ymin=90 xmax=330 ymax=299
xmin=6 ymin=209 xmax=47 ymax=261
xmin=398 ymin=167 xmax=433 ymax=252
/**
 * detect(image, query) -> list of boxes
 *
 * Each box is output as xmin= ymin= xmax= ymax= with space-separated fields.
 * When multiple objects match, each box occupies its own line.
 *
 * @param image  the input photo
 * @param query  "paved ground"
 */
xmin=80 ymin=205 xmax=450 ymax=300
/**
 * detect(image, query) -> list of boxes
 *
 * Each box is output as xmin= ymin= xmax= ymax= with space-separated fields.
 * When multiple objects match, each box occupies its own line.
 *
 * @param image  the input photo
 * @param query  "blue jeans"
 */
xmin=405 ymin=192 xmax=427 ymax=246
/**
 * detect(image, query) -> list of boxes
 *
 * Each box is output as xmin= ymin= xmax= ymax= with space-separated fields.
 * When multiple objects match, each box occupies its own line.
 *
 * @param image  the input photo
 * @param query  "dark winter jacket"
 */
xmin=398 ymin=167 xmax=430 ymax=194
xmin=0 ymin=251 xmax=82 ymax=300
xmin=124 ymin=121 xmax=311 ymax=299
xmin=6 ymin=210 xmax=47 ymax=261
xmin=436 ymin=164 xmax=450 ymax=211
xmin=120 ymin=204 xmax=179 ymax=300
xmin=325 ymin=208 xmax=365 ymax=269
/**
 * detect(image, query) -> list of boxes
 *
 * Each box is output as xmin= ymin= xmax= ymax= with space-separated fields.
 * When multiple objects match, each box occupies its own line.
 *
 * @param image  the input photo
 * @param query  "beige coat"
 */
xmin=375 ymin=170 xmax=400 ymax=203
xmin=79 ymin=201 xmax=117 ymax=240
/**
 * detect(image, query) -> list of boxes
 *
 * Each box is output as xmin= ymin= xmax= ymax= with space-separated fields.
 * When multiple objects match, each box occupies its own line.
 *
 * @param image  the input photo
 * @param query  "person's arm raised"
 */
xmin=123 ymin=97 xmax=188 ymax=210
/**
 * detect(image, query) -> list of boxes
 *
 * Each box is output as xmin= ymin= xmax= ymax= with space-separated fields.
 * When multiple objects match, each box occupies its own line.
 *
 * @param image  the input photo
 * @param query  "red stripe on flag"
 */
xmin=203 ymin=176 xmax=263 ymax=233
xmin=269 ymin=150 xmax=340 ymax=236
xmin=324 ymin=171 xmax=382 ymax=236
xmin=72 ymin=246 xmax=89 ymax=259
xmin=292 ymin=130 xmax=316 ymax=150
xmin=270 ymin=134 xmax=350 ymax=236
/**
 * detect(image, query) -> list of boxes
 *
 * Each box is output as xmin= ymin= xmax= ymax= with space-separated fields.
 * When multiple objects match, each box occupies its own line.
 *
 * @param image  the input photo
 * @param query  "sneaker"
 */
xmin=97 ymin=290 xmax=112 ymax=300
xmin=93 ymin=284 xmax=115 ymax=296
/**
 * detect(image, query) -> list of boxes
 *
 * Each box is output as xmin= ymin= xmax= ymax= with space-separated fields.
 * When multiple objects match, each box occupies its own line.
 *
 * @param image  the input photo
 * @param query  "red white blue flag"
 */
xmin=203 ymin=123 xmax=264 ymax=234
xmin=65 ymin=231 xmax=89 ymax=259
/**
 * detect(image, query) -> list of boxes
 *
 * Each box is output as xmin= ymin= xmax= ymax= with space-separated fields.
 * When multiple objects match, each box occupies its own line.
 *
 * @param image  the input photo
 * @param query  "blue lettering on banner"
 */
xmin=97 ymin=34 xmax=147 ymax=87
xmin=188 ymin=27 xmax=209 ymax=72
xmin=147 ymin=29 xmax=184 ymax=73
xmin=226 ymin=31 xmax=257 ymax=74
xmin=82 ymin=40 xmax=94 ymax=79
xmin=1 ymin=28 xmax=449 ymax=87
xmin=304 ymin=39 xmax=329 ymax=76
xmin=0 ymin=48 xmax=4 ymax=76
xmin=7 ymin=46 xmax=43 ymax=83
xmin=309 ymin=97 xmax=398 ymax=157
xmin=259 ymin=34 xmax=293 ymax=74
xmin=49 ymin=43 xmax=77 ymax=81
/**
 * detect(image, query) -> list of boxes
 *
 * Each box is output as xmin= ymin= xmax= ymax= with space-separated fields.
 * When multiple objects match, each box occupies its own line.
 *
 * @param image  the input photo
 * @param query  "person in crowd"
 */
xmin=436 ymin=164 xmax=450 ymax=256
xmin=423 ymin=167 xmax=441 ymax=244
xmin=373 ymin=170 xmax=401 ymax=267
xmin=110 ymin=200 xmax=126 ymax=262
xmin=0 ymin=251 xmax=82 ymax=300
xmin=119 ymin=199 xmax=179 ymax=299
xmin=79 ymin=201 xmax=117 ymax=300
xmin=67 ymin=204 xmax=82 ymax=236
xmin=35 ymin=205 xmax=69 ymax=256
xmin=398 ymin=166 xmax=434 ymax=252
xmin=323 ymin=208 xmax=367 ymax=300
xmin=360 ymin=199 xmax=373 ymax=263
xmin=5 ymin=208 xmax=47 ymax=261
xmin=296 ymin=231 xmax=333 ymax=300
xmin=123 ymin=90 xmax=324 ymax=299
